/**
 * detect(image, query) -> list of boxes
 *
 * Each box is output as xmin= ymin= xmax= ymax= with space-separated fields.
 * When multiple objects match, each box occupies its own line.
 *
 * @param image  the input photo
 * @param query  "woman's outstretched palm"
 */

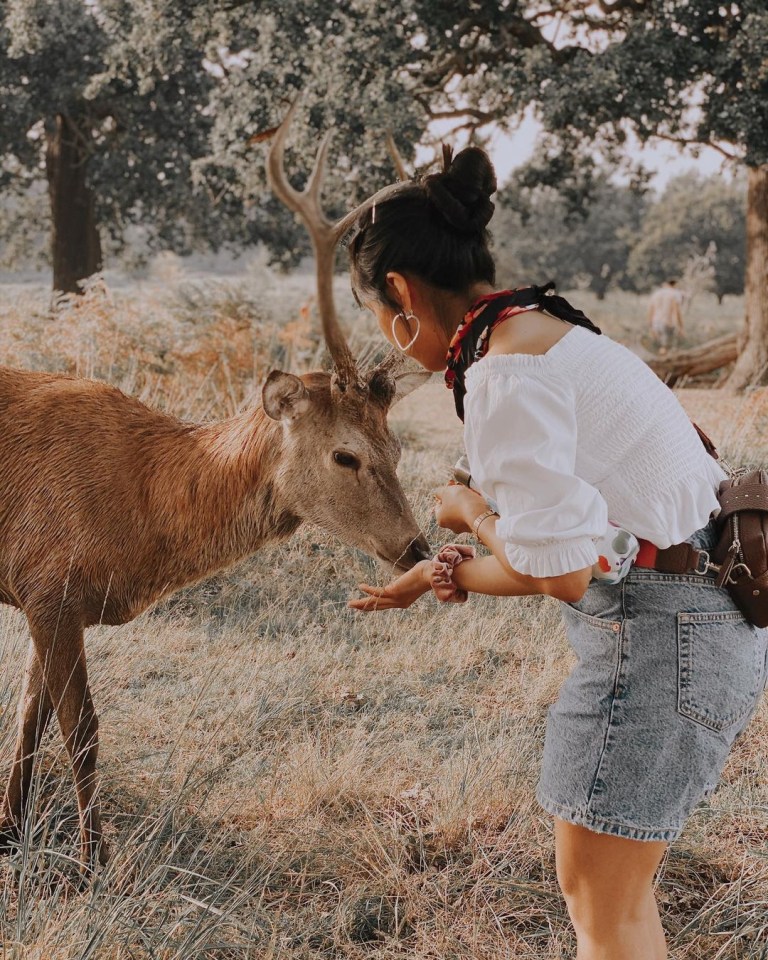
xmin=348 ymin=560 xmax=432 ymax=612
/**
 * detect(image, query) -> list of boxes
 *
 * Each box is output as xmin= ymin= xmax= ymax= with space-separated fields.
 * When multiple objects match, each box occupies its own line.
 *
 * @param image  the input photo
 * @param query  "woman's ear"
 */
xmin=385 ymin=272 xmax=413 ymax=313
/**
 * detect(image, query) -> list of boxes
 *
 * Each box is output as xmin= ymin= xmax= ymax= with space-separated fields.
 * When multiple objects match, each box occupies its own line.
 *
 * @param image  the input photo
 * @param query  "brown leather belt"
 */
xmin=635 ymin=539 xmax=717 ymax=577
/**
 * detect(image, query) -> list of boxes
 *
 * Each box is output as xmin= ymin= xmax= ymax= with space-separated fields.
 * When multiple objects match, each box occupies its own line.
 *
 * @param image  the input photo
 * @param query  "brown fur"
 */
xmin=0 ymin=364 xmax=428 ymax=870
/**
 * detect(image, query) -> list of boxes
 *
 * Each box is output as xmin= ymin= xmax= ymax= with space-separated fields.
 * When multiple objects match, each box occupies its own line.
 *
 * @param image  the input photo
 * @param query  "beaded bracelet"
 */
xmin=431 ymin=543 xmax=476 ymax=603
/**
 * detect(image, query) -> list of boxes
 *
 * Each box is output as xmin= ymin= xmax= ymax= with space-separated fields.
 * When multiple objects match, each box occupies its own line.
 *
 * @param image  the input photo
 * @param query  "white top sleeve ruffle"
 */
xmin=463 ymin=370 xmax=607 ymax=578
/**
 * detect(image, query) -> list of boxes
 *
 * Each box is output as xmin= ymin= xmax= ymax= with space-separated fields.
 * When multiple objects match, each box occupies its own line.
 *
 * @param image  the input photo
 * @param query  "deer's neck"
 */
xmin=145 ymin=407 xmax=298 ymax=586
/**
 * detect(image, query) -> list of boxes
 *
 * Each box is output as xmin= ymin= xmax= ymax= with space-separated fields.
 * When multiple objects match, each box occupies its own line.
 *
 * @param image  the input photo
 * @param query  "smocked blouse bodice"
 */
xmin=463 ymin=325 xmax=726 ymax=578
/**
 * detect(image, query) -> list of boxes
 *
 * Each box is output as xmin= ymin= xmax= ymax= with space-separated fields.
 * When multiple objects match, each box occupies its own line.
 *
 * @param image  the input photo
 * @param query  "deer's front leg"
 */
xmin=28 ymin=612 xmax=107 ymax=873
xmin=1 ymin=638 xmax=54 ymax=845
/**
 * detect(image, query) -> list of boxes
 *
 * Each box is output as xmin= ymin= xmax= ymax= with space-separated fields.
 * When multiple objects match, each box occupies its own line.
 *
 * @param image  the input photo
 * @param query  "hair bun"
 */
xmin=423 ymin=145 xmax=497 ymax=235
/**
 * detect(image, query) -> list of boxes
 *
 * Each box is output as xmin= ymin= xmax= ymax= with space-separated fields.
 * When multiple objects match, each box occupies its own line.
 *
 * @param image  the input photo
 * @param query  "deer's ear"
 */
xmin=391 ymin=369 xmax=433 ymax=406
xmin=262 ymin=371 xmax=311 ymax=421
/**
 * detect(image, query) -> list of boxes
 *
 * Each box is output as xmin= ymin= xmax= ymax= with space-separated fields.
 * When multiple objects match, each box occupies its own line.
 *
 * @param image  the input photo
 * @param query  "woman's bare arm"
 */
xmin=439 ymin=481 xmax=592 ymax=602
xmin=349 ymin=485 xmax=592 ymax=612
xmin=453 ymin=518 xmax=591 ymax=603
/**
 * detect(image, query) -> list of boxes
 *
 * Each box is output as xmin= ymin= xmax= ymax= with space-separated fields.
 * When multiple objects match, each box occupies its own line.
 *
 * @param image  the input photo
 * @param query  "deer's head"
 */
xmin=262 ymin=102 xmax=431 ymax=571
xmin=262 ymin=368 xmax=430 ymax=570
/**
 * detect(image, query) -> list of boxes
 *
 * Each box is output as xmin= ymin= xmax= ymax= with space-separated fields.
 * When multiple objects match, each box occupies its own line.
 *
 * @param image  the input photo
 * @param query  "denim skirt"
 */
xmin=537 ymin=519 xmax=768 ymax=842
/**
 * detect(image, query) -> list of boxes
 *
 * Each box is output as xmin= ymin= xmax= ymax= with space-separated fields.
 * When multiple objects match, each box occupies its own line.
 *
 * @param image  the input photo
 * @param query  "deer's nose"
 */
xmin=404 ymin=534 xmax=432 ymax=566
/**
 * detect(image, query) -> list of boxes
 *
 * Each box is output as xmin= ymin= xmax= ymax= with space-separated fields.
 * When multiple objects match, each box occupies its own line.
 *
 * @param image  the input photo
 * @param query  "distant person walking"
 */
xmin=648 ymin=279 xmax=684 ymax=352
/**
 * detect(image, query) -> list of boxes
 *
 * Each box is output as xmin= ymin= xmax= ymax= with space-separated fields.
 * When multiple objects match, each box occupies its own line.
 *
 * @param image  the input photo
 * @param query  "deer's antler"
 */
xmin=267 ymin=101 xmax=409 ymax=393
xmin=386 ymin=130 xmax=410 ymax=181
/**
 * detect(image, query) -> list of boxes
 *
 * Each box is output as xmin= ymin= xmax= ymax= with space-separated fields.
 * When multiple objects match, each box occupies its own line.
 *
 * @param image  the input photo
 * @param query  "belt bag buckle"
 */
xmin=693 ymin=550 xmax=736 ymax=587
xmin=727 ymin=562 xmax=752 ymax=584
xmin=711 ymin=539 xmax=744 ymax=587
xmin=694 ymin=549 xmax=712 ymax=576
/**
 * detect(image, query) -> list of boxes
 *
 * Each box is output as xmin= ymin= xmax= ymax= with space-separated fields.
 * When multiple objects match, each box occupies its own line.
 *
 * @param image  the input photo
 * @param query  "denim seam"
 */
xmin=627 ymin=573 xmax=720 ymax=587
xmin=536 ymin=790 xmax=683 ymax=843
xmin=564 ymin=603 xmax=621 ymax=632
xmin=677 ymin=612 xmax=763 ymax=732
xmin=679 ymin=610 xmax=746 ymax=624
xmin=585 ymin=603 xmax=625 ymax=809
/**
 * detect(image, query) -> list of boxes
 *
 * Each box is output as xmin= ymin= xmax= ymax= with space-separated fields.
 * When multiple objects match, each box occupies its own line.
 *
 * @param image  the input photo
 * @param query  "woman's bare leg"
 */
xmin=555 ymin=818 xmax=667 ymax=960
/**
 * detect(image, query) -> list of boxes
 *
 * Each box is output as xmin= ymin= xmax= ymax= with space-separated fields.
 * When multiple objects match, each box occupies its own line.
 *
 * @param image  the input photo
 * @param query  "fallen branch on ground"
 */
xmin=646 ymin=333 xmax=739 ymax=386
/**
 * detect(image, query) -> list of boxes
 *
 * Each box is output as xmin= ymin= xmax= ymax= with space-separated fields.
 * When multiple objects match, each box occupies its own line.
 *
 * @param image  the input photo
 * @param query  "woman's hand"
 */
xmin=349 ymin=559 xmax=432 ymax=612
xmin=433 ymin=482 xmax=487 ymax=534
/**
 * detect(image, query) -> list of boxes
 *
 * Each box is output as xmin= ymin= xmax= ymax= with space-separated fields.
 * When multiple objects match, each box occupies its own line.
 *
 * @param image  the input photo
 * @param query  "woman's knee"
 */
xmin=555 ymin=819 xmax=666 ymax=916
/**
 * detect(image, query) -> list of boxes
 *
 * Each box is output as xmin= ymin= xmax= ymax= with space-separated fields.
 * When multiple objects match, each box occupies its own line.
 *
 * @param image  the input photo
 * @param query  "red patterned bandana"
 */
xmin=444 ymin=282 xmax=601 ymax=420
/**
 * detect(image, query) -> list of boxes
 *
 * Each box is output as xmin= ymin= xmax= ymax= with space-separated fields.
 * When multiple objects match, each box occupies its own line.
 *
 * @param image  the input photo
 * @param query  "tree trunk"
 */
xmin=45 ymin=114 xmax=102 ymax=295
xmin=724 ymin=164 xmax=768 ymax=389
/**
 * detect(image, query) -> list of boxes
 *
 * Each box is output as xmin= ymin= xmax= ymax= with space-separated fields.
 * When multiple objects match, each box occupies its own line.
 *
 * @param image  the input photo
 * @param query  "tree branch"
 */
xmin=418 ymin=10 xmax=584 ymax=91
xmin=594 ymin=0 xmax=649 ymax=12
xmin=425 ymin=107 xmax=495 ymax=123
xmin=653 ymin=131 xmax=739 ymax=161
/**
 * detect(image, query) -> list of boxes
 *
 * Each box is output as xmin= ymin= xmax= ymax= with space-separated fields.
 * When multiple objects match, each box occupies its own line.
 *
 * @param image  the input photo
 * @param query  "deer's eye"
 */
xmin=333 ymin=451 xmax=360 ymax=469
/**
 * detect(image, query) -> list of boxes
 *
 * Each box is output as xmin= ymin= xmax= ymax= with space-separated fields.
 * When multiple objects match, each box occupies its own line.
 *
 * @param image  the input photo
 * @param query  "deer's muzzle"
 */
xmin=380 ymin=534 xmax=431 ymax=572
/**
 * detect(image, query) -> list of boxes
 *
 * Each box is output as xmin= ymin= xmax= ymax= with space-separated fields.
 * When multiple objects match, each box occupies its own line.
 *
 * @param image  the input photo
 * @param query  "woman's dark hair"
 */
xmin=348 ymin=144 xmax=498 ymax=309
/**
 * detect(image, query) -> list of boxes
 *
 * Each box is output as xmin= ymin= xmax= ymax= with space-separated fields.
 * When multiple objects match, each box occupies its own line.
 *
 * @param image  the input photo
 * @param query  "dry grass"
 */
xmin=0 ymin=271 xmax=766 ymax=959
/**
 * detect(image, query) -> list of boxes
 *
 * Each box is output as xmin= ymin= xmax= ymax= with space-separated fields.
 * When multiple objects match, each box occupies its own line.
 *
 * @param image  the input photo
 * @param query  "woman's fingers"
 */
xmin=348 ymin=595 xmax=397 ymax=611
xmin=348 ymin=583 xmax=393 ymax=611
xmin=349 ymin=570 xmax=431 ymax=612
xmin=357 ymin=583 xmax=386 ymax=597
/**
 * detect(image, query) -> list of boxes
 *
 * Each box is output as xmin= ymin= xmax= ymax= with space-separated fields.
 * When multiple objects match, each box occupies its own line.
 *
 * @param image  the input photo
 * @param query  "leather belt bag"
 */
xmin=635 ymin=468 xmax=768 ymax=628
xmin=711 ymin=469 xmax=768 ymax=627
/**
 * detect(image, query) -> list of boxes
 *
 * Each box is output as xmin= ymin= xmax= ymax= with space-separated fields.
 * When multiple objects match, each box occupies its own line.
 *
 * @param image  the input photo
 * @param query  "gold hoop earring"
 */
xmin=392 ymin=311 xmax=421 ymax=353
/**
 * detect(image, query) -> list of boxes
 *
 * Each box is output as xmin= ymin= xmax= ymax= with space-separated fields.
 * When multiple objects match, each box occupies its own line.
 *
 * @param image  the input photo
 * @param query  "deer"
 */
xmin=0 ymin=102 xmax=430 ymax=873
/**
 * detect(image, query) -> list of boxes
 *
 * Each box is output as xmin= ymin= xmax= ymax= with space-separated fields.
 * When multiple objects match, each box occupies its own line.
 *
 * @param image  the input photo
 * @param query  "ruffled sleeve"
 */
xmin=464 ymin=366 xmax=608 ymax=578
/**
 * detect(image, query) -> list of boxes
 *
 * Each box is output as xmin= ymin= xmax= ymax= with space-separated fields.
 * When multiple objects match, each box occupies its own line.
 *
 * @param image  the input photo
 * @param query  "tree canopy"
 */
xmin=383 ymin=0 xmax=768 ymax=386
xmin=495 ymin=174 xmax=648 ymax=298
xmin=196 ymin=0 xmax=425 ymax=266
xmin=0 ymin=0 xmax=426 ymax=288
xmin=1 ymin=0 xmax=765 ymax=387
xmin=0 ymin=0 xmax=217 ymax=271
xmin=405 ymin=0 xmax=768 ymax=167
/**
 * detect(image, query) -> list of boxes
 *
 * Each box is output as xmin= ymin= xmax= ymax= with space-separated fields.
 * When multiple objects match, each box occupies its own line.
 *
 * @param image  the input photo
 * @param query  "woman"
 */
xmin=345 ymin=146 xmax=768 ymax=959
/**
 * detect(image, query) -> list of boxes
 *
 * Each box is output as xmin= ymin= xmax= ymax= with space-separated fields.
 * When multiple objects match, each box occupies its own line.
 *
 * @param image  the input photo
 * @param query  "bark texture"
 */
xmin=45 ymin=114 xmax=102 ymax=295
xmin=725 ymin=165 xmax=768 ymax=389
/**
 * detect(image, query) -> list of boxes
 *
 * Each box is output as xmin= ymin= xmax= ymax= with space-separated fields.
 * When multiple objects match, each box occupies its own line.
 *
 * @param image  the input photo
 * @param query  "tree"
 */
xmin=191 ymin=0 xmax=426 ymax=267
xmin=495 ymin=174 xmax=648 ymax=298
xmin=407 ymin=0 xmax=768 ymax=387
xmin=0 ymin=0 xmax=427 ymax=291
xmin=0 ymin=0 xmax=220 ymax=293
xmin=628 ymin=173 xmax=746 ymax=302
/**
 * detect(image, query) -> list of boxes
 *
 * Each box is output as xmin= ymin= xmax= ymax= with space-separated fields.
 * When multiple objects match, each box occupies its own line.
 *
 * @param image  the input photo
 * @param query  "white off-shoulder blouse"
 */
xmin=463 ymin=325 xmax=726 ymax=578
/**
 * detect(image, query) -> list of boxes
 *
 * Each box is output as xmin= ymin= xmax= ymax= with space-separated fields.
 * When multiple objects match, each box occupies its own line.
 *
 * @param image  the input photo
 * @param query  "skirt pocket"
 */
xmin=677 ymin=610 xmax=765 ymax=732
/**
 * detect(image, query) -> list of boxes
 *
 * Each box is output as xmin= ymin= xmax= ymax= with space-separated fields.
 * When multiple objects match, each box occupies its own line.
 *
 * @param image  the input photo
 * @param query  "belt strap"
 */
xmin=635 ymin=540 xmax=710 ymax=575
xmin=718 ymin=485 xmax=768 ymax=517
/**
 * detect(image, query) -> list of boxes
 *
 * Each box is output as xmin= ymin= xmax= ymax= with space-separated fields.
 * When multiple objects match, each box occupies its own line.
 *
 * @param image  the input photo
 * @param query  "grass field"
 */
xmin=0 ymin=270 xmax=766 ymax=959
